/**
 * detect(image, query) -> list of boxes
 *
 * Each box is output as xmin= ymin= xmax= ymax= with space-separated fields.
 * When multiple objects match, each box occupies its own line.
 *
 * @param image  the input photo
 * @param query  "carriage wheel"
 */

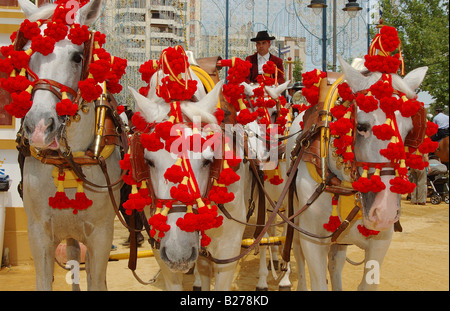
xmin=430 ymin=194 xmax=442 ymax=205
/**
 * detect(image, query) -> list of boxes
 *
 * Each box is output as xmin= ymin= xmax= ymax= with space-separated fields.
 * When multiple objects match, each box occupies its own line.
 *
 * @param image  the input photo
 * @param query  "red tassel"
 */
xmin=323 ymin=196 xmax=341 ymax=232
xmin=71 ymin=192 xmax=93 ymax=214
xmin=372 ymin=123 xmax=395 ymax=141
xmin=164 ymin=159 xmax=187 ymax=184
xmin=389 ymin=176 xmax=416 ymax=194
xmin=218 ymin=167 xmax=240 ymax=186
xmin=122 ymin=192 xmax=147 ymax=215
xmin=357 ymin=224 xmax=380 ymax=237
xmin=418 ymin=137 xmax=439 ymax=154
xmin=208 ymin=183 xmax=235 ymax=204
xmin=148 ymin=213 xmax=170 ymax=239
xmin=49 ymin=191 xmax=71 ymax=210
xmin=141 ymin=132 xmax=164 ymax=152
xmin=352 ymin=167 xmax=372 ymax=193
xmin=236 ymin=108 xmax=258 ymax=125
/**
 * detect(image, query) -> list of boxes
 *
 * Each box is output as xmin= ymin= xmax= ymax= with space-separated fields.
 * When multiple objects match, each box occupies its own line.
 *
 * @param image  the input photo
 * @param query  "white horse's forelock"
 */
xmin=28 ymin=4 xmax=56 ymax=22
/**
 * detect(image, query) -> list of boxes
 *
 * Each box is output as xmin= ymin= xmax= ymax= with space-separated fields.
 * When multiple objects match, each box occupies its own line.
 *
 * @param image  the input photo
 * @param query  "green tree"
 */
xmin=292 ymin=58 xmax=303 ymax=82
xmin=379 ymin=0 xmax=449 ymax=110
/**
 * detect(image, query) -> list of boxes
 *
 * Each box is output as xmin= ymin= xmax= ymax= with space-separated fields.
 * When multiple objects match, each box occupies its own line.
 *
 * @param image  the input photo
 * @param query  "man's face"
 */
xmin=256 ymin=40 xmax=270 ymax=55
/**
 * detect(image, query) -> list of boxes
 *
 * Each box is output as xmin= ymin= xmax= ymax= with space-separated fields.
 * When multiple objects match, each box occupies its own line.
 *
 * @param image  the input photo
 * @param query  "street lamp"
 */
xmin=308 ymin=0 xmax=362 ymax=71
xmin=343 ymin=0 xmax=362 ymax=18
xmin=307 ymin=0 xmax=327 ymax=15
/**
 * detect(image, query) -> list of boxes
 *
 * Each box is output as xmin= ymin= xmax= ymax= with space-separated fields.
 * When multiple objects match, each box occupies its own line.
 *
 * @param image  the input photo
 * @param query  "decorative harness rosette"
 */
xmin=0 ymin=0 xmax=127 ymax=214
xmin=122 ymin=46 xmax=242 ymax=247
xmin=298 ymin=26 xmax=438 ymax=238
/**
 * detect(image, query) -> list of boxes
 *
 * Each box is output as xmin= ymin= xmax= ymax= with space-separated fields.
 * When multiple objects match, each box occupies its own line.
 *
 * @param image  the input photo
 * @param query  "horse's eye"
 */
xmin=72 ymin=53 xmax=83 ymax=64
xmin=146 ymin=159 xmax=155 ymax=168
xmin=357 ymin=123 xmax=370 ymax=133
xmin=202 ymin=159 xmax=212 ymax=168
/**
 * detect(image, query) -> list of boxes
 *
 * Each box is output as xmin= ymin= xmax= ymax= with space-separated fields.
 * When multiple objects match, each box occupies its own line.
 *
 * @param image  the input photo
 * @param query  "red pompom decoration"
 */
xmin=356 ymin=94 xmax=378 ymax=113
xmin=357 ymin=225 xmax=379 ymax=237
xmin=164 ymin=163 xmax=187 ymax=184
xmin=418 ymin=137 xmax=439 ymax=154
xmin=208 ymin=185 xmax=235 ymax=204
xmin=425 ymin=121 xmax=439 ymax=137
xmin=148 ymin=213 xmax=170 ymax=239
xmin=372 ymin=123 xmax=395 ymax=141
xmin=337 ymin=82 xmax=355 ymax=102
xmin=78 ymin=78 xmax=102 ymax=102
xmin=19 ymin=19 xmax=41 ymax=40
xmin=71 ymin=192 xmax=93 ymax=214
xmin=56 ymin=98 xmax=78 ymax=116
xmin=49 ymin=191 xmax=71 ymax=210
xmin=323 ymin=216 xmax=341 ymax=232
xmin=170 ymin=183 xmax=194 ymax=204
xmin=236 ymin=108 xmax=258 ymax=125
xmin=131 ymin=112 xmax=149 ymax=132
xmin=68 ymin=24 xmax=90 ymax=45
xmin=44 ymin=21 xmax=68 ymax=42
xmin=218 ymin=167 xmax=240 ymax=186
xmin=89 ymin=59 xmax=111 ymax=83
xmin=4 ymin=90 xmax=32 ymax=118
xmin=141 ymin=132 xmax=164 ymax=152
xmin=123 ymin=192 xmax=147 ymax=215
xmin=389 ymin=176 xmax=416 ymax=194
xmin=380 ymin=142 xmax=405 ymax=161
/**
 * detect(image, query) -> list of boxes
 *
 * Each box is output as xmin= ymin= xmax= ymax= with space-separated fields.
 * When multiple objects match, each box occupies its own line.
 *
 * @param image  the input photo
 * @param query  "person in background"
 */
xmin=410 ymin=154 xmax=429 ymax=205
xmin=245 ymin=30 xmax=285 ymax=85
xmin=431 ymin=106 xmax=449 ymax=141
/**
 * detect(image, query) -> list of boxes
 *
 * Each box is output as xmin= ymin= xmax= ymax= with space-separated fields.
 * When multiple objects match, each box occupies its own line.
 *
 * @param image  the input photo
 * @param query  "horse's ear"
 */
xmin=264 ymin=80 xmax=290 ymax=99
xmin=402 ymin=66 xmax=428 ymax=91
xmin=75 ymin=0 xmax=104 ymax=26
xmin=128 ymin=87 xmax=170 ymax=123
xmin=338 ymin=55 xmax=382 ymax=93
xmin=242 ymin=82 xmax=254 ymax=96
xmin=195 ymin=80 xmax=224 ymax=113
xmin=18 ymin=0 xmax=39 ymax=18
xmin=181 ymin=80 xmax=224 ymax=124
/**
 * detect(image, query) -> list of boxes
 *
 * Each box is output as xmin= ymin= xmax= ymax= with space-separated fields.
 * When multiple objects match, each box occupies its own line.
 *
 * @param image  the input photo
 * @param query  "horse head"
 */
xmin=129 ymin=75 xmax=224 ymax=273
xmin=18 ymin=0 xmax=104 ymax=152
xmin=241 ymin=81 xmax=290 ymax=166
xmin=339 ymin=55 xmax=428 ymax=231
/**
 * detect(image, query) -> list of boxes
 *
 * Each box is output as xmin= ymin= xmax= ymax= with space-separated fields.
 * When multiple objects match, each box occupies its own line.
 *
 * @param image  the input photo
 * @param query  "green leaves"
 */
xmin=380 ymin=0 xmax=449 ymax=107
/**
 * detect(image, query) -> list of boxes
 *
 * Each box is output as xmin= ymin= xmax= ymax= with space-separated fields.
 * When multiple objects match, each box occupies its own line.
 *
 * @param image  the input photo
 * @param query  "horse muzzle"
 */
xmin=24 ymin=116 xmax=61 ymax=150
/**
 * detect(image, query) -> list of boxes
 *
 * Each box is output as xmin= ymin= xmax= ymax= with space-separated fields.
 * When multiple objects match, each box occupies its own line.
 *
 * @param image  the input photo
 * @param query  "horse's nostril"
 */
xmin=47 ymin=117 xmax=55 ymax=133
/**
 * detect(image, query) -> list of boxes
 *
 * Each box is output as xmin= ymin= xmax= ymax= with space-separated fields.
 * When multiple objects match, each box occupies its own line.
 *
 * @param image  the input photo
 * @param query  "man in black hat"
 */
xmin=245 ymin=30 xmax=285 ymax=84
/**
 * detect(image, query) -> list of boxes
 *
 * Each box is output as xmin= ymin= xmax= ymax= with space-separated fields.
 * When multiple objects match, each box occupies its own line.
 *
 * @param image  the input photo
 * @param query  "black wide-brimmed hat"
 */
xmin=251 ymin=30 xmax=276 ymax=42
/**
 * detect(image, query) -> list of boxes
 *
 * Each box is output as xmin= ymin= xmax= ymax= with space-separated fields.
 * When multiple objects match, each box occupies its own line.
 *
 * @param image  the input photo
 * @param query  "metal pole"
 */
xmin=332 ymin=0 xmax=337 ymax=72
xmin=225 ymin=0 xmax=229 ymax=60
xmin=322 ymin=1 xmax=327 ymax=72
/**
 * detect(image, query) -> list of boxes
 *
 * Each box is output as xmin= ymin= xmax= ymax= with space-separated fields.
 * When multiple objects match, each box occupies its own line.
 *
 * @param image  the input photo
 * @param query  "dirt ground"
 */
xmin=0 ymin=197 xmax=448 ymax=291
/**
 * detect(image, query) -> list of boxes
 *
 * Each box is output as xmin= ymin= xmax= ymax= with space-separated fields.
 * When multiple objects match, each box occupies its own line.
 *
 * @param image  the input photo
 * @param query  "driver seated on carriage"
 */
xmin=245 ymin=30 xmax=285 ymax=85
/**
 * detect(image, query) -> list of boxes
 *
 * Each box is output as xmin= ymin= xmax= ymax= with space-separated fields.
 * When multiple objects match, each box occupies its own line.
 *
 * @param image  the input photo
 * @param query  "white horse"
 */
xmin=284 ymin=56 xmax=428 ymax=290
xmin=17 ymin=0 xmax=122 ymax=290
xmin=241 ymin=81 xmax=293 ymax=290
xmin=129 ymin=70 xmax=248 ymax=290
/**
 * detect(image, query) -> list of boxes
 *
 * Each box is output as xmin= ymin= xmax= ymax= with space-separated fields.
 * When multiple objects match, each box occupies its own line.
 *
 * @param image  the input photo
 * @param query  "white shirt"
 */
xmin=433 ymin=112 xmax=449 ymax=129
xmin=257 ymin=53 xmax=270 ymax=74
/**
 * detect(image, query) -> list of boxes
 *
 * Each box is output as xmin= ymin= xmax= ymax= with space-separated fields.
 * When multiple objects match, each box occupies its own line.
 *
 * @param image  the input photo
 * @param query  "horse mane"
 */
xmin=28 ymin=4 xmax=56 ymax=22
